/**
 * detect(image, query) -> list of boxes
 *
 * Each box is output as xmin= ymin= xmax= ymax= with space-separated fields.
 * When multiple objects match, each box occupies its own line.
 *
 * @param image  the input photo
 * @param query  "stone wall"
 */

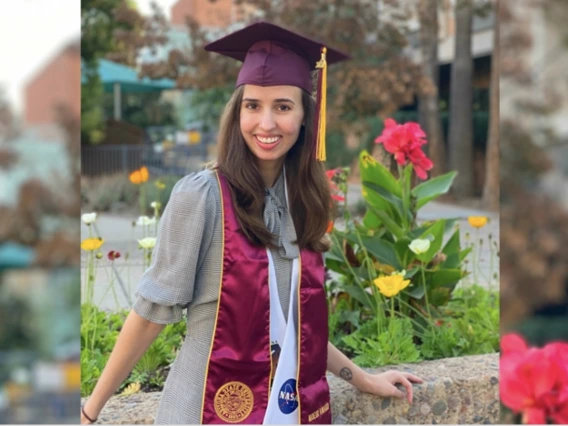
xmin=84 ymin=353 xmax=499 ymax=424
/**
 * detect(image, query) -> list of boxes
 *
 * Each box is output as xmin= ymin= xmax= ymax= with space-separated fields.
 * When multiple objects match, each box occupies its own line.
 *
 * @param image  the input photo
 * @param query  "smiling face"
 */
xmin=240 ymin=84 xmax=305 ymax=173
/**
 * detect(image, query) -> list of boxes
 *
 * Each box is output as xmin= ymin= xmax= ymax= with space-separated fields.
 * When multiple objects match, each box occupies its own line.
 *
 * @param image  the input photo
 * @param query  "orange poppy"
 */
xmin=326 ymin=221 xmax=334 ymax=233
xmin=129 ymin=166 xmax=149 ymax=184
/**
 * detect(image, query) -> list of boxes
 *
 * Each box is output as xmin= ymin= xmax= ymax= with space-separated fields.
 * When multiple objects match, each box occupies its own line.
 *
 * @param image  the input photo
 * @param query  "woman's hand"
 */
xmin=360 ymin=370 xmax=423 ymax=404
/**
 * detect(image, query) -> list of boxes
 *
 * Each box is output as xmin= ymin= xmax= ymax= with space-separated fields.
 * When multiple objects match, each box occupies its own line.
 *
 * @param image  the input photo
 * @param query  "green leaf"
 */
xmin=353 ymin=264 xmax=375 ymax=281
xmin=358 ymin=235 xmax=402 ymax=270
xmin=406 ymin=283 xmax=425 ymax=299
xmin=417 ymin=220 xmax=446 ymax=264
xmin=343 ymin=285 xmax=372 ymax=310
xmin=363 ymin=181 xmax=405 ymax=223
xmin=338 ymin=310 xmax=360 ymax=328
xmin=405 ymin=267 xmax=421 ymax=279
xmin=359 ymin=150 xmax=401 ymax=196
xmin=429 ymin=287 xmax=452 ymax=307
xmin=394 ymin=237 xmax=416 ymax=268
xmin=362 ymin=187 xmax=396 ymax=220
xmin=460 ymin=247 xmax=473 ymax=262
xmin=363 ymin=210 xmax=382 ymax=229
xmin=408 ymin=224 xmax=431 ymax=240
xmin=442 ymin=230 xmax=461 ymax=268
xmin=429 ymin=269 xmax=464 ymax=288
xmin=325 ymin=238 xmax=345 ymax=263
xmin=412 ymin=171 xmax=458 ymax=209
xmin=444 ymin=219 xmax=457 ymax=235
xmin=369 ymin=206 xmax=405 ymax=239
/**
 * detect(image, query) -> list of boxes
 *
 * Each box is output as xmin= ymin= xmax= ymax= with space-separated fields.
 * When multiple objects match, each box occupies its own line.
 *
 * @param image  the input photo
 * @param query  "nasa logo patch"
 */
xmin=278 ymin=378 xmax=298 ymax=414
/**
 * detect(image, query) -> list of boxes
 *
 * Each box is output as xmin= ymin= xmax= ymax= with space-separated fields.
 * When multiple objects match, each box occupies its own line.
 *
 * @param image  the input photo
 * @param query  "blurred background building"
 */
xmin=81 ymin=0 xmax=498 ymax=211
xmin=0 ymin=1 xmax=80 ymax=423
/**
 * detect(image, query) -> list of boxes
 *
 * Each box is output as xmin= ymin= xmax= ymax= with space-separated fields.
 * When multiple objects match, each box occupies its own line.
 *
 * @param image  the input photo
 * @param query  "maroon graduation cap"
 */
xmin=204 ymin=21 xmax=350 ymax=161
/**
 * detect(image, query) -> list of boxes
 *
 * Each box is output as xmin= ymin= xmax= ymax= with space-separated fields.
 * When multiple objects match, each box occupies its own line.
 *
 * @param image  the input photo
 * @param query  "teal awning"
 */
xmin=81 ymin=59 xmax=175 ymax=93
xmin=0 ymin=243 xmax=35 ymax=268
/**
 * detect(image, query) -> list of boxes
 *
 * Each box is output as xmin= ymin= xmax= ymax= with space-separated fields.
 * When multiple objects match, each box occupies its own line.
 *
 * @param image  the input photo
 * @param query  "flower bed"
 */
xmin=80 ymin=118 xmax=499 ymax=399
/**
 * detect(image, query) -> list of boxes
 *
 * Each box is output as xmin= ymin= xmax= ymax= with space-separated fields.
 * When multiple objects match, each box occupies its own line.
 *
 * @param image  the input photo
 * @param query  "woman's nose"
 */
xmin=259 ymin=110 xmax=276 ymax=131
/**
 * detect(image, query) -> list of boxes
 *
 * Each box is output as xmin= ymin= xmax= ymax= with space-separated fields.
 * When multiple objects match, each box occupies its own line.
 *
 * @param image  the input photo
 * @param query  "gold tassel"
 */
xmin=315 ymin=47 xmax=327 ymax=162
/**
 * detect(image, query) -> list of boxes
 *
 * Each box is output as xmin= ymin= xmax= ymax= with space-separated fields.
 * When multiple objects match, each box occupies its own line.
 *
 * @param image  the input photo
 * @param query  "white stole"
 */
xmin=263 ymin=170 xmax=300 ymax=424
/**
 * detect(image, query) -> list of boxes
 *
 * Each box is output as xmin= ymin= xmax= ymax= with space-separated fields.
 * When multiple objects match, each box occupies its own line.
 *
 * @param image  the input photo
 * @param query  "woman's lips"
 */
xmin=254 ymin=135 xmax=282 ymax=150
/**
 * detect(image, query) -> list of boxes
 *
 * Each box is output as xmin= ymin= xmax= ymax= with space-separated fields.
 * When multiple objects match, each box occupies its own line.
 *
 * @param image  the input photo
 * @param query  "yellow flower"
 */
xmin=373 ymin=274 xmax=410 ymax=298
xmin=155 ymin=180 xmax=166 ymax=190
xmin=81 ymin=238 xmax=104 ymax=251
xmin=121 ymin=382 xmax=141 ymax=396
xmin=468 ymin=216 xmax=488 ymax=228
xmin=129 ymin=166 xmax=149 ymax=184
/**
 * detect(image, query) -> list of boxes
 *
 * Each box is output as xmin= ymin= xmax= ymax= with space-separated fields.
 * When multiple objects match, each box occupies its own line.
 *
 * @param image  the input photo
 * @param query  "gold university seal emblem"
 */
xmin=214 ymin=381 xmax=254 ymax=423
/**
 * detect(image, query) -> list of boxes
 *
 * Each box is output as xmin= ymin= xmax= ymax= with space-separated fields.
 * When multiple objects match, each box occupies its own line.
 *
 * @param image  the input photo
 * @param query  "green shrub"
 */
xmin=80 ymin=304 xmax=186 ymax=397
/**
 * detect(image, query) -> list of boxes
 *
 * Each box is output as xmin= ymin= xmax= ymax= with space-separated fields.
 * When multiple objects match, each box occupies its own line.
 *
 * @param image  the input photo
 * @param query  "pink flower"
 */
xmin=375 ymin=118 xmax=434 ymax=180
xmin=500 ymin=333 xmax=568 ymax=424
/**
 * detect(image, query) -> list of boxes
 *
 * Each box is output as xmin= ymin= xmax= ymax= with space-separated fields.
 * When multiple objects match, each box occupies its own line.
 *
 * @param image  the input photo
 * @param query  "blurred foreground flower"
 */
xmin=500 ymin=333 xmax=568 ymax=424
xmin=373 ymin=274 xmax=410 ymax=298
xmin=81 ymin=238 xmax=104 ymax=251
xmin=374 ymin=118 xmax=433 ymax=180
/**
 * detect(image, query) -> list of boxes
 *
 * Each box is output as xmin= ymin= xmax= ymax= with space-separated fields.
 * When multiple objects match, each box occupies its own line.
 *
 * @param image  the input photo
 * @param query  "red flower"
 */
xmin=500 ymin=333 xmax=568 ymax=424
xmin=108 ymin=250 xmax=121 ymax=261
xmin=325 ymin=168 xmax=345 ymax=203
xmin=375 ymin=118 xmax=434 ymax=180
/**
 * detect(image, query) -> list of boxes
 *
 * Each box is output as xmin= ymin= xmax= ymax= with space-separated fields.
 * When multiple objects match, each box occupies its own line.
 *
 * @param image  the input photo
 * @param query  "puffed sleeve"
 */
xmin=133 ymin=172 xmax=216 ymax=324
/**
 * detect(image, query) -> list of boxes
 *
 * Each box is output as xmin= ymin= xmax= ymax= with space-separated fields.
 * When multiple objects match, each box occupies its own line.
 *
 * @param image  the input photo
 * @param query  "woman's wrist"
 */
xmin=81 ymin=404 xmax=98 ymax=424
xmin=353 ymin=370 xmax=372 ymax=393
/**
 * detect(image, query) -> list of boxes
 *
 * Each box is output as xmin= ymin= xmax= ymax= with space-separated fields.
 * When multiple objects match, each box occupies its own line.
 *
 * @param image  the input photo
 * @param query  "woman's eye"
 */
xmin=245 ymin=103 xmax=258 ymax=110
xmin=277 ymin=105 xmax=291 ymax=111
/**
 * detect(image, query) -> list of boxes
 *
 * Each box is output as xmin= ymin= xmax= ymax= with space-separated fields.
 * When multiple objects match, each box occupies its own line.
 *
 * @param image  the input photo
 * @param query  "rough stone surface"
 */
xmin=82 ymin=353 xmax=499 ymax=424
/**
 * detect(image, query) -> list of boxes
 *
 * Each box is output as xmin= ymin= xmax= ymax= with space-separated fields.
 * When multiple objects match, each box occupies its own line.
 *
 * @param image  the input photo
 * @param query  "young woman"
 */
xmin=81 ymin=21 xmax=422 ymax=425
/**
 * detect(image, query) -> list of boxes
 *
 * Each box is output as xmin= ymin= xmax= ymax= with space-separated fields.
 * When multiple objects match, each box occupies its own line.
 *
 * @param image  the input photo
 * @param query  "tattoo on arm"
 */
xmin=339 ymin=367 xmax=353 ymax=381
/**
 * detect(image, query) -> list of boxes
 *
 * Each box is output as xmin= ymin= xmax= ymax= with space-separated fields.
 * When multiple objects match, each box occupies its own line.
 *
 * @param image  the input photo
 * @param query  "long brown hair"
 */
xmin=215 ymin=85 xmax=331 ymax=252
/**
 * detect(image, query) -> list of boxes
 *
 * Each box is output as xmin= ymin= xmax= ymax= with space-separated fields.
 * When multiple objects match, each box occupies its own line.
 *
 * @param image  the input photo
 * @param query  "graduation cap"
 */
xmin=205 ymin=21 xmax=350 ymax=161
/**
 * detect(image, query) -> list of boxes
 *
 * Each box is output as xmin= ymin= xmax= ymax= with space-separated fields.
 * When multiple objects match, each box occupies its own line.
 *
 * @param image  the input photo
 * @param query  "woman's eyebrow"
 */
xmin=242 ymin=98 xmax=295 ymax=104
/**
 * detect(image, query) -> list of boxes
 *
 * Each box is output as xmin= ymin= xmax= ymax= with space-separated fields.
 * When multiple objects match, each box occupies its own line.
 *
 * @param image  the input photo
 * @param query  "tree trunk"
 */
xmin=482 ymin=0 xmax=499 ymax=211
xmin=448 ymin=0 xmax=474 ymax=197
xmin=418 ymin=0 xmax=446 ymax=177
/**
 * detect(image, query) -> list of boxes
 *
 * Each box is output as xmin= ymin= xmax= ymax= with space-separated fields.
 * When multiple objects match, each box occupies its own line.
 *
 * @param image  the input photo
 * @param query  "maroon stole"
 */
xmin=200 ymin=171 xmax=331 ymax=424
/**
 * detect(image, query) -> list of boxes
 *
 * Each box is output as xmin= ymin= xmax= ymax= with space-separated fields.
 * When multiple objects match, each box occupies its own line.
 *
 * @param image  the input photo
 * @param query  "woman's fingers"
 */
xmin=404 ymin=372 xmax=423 ymax=383
xmin=397 ymin=375 xmax=414 ymax=403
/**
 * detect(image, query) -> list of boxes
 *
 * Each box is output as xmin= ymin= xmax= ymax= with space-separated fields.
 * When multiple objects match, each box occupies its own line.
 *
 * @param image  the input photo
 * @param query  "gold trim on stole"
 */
xmin=296 ymin=255 xmax=302 ymax=424
xmin=200 ymin=171 xmax=227 ymax=423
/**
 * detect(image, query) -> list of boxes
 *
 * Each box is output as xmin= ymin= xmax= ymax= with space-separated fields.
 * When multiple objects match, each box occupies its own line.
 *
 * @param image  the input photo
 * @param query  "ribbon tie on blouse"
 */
xmin=264 ymin=187 xmax=300 ymax=260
